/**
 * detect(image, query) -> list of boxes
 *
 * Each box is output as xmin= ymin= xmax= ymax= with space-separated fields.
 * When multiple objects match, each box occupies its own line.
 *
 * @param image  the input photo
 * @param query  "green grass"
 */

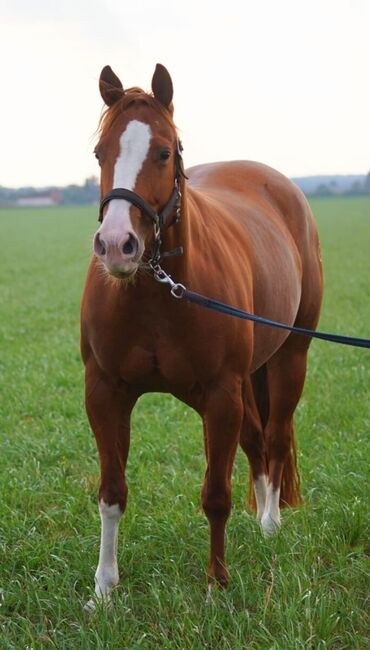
xmin=0 ymin=198 xmax=369 ymax=649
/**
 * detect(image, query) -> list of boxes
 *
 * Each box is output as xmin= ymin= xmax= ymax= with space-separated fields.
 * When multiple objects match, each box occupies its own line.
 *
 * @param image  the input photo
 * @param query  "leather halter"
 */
xmin=98 ymin=140 xmax=186 ymax=229
xmin=98 ymin=185 xmax=180 ymax=229
xmin=98 ymin=140 xmax=186 ymax=266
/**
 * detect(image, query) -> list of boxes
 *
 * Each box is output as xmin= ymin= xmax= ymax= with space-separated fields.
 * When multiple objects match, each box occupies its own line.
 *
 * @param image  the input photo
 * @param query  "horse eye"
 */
xmin=94 ymin=150 xmax=102 ymax=167
xmin=159 ymin=149 xmax=171 ymax=162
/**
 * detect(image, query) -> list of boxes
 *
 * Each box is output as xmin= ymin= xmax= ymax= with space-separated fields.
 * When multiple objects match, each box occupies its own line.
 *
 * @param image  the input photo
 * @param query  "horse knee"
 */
xmin=201 ymin=484 xmax=232 ymax=522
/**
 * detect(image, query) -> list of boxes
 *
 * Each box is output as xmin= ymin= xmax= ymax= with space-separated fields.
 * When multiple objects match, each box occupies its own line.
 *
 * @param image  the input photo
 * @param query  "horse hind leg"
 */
xmin=239 ymin=372 xmax=268 ymax=521
xmin=261 ymin=335 xmax=308 ymax=536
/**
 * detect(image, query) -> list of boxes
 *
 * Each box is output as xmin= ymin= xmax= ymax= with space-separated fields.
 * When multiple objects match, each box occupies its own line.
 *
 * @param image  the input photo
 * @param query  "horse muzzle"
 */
xmin=93 ymin=229 xmax=142 ymax=279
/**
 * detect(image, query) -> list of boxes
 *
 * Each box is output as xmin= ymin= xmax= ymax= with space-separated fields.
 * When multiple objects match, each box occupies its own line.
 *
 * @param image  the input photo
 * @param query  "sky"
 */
xmin=1 ymin=0 xmax=369 ymax=187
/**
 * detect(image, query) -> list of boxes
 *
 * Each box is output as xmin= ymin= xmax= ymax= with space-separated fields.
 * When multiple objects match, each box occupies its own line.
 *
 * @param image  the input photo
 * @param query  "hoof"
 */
xmin=261 ymin=512 xmax=281 ymax=537
xmin=84 ymin=598 xmax=97 ymax=615
xmin=83 ymin=595 xmax=113 ymax=615
xmin=205 ymin=570 xmax=228 ymax=603
xmin=205 ymin=583 xmax=214 ymax=605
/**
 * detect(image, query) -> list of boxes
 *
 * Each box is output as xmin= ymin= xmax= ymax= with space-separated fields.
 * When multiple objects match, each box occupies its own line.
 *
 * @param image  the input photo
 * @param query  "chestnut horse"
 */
xmin=81 ymin=63 xmax=323 ymax=605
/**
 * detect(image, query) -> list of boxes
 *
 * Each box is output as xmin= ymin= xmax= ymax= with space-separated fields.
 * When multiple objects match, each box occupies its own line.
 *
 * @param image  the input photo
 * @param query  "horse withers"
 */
xmin=80 ymin=63 xmax=323 ymax=606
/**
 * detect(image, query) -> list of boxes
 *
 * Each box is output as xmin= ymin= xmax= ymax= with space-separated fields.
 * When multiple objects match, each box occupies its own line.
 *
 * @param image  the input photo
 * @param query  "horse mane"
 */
xmin=98 ymin=87 xmax=178 ymax=138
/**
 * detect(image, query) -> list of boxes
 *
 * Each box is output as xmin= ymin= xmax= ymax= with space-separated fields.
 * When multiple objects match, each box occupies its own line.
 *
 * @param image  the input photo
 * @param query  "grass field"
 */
xmin=0 ymin=197 xmax=369 ymax=649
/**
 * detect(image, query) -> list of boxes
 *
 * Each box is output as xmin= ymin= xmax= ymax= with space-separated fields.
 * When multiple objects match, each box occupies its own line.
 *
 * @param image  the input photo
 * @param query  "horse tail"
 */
xmin=279 ymin=428 xmax=301 ymax=507
xmin=248 ymin=363 xmax=302 ymax=508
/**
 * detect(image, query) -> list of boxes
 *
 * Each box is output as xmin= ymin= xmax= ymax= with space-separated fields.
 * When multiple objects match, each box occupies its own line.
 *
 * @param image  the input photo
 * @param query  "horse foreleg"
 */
xmin=84 ymin=365 xmax=136 ymax=607
xmin=201 ymin=380 xmax=243 ymax=588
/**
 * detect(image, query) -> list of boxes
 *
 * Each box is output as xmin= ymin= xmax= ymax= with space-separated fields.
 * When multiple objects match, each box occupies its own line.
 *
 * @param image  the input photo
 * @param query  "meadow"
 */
xmin=0 ymin=197 xmax=369 ymax=649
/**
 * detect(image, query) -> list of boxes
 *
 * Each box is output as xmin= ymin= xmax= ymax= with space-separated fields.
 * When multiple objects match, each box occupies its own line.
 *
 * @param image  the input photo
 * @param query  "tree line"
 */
xmin=0 ymin=176 xmax=99 ymax=206
xmin=1 ymin=172 xmax=370 ymax=205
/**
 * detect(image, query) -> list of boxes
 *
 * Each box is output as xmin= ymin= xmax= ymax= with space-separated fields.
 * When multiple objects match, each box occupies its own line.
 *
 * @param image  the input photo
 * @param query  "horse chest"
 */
xmin=88 ymin=284 xmax=247 ymax=392
xmin=118 ymin=337 xmax=198 ymax=390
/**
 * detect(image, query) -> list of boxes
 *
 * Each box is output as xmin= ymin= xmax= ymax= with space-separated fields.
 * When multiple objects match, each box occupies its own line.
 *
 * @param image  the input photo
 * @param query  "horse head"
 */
xmin=93 ymin=64 xmax=180 ymax=279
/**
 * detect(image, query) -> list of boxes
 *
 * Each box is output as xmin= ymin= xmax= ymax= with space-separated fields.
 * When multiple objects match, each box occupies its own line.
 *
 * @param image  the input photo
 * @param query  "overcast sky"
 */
xmin=1 ymin=0 xmax=369 ymax=187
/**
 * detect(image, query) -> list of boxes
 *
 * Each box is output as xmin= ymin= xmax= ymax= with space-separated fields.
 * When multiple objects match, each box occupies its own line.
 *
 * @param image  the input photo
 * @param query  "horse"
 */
xmin=80 ymin=63 xmax=323 ymax=606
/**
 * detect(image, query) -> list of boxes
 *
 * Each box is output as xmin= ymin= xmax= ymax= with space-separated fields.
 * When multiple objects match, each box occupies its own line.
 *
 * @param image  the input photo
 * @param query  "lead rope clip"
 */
xmin=150 ymin=264 xmax=186 ymax=299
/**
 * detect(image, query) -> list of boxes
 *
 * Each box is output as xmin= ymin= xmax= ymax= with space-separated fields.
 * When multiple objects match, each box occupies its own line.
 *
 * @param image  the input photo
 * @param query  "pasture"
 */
xmin=0 ymin=197 xmax=369 ymax=648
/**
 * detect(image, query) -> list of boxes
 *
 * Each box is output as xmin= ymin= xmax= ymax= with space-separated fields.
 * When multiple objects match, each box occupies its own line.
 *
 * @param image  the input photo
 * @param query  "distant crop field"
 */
xmin=0 ymin=198 xmax=369 ymax=648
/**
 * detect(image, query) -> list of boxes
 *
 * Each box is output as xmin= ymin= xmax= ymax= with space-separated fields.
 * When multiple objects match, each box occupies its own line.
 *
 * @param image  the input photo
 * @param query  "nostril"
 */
xmin=94 ymin=233 xmax=106 ymax=257
xmin=122 ymin=234 xmax=138 ymax=257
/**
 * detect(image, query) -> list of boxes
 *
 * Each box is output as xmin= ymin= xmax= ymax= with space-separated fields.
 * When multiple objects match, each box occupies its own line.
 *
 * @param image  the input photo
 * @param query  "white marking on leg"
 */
xmin=94 ymin=500 xmax=122 ymax=599
xmin=261 ymin=482 xmax=281 ymax=536
xmin=254 ymin=474 xmax=267 ymax=521
xmin=98 ymin=120 xmax=152 ymax=239
xmin=205 ymin=583 xmax=214 ymax=605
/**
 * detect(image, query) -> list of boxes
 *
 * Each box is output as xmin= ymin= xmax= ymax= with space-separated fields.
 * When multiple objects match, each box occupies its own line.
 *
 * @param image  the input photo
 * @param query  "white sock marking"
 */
xmin=94 ymin=500 xmax=122 ymax=599
xmin=99 ymin=120 xmax=152 ymax=240
xmin=261 ymin=482 xmax=281 ymax=536
xmin=254 ymin=474 xmax=267 ymax=521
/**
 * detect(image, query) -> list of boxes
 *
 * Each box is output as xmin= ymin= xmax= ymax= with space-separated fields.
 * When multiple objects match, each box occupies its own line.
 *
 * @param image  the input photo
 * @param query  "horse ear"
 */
xmin=99 ymin=65 xmax=124 ymax=106
xmin=151 ymin=63 xmax=173 ymax=110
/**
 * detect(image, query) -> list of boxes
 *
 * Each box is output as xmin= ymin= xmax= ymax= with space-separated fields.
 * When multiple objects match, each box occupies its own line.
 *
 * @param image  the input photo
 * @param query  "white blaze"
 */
xmin=100 ymin=120 xmax=152 ymax=239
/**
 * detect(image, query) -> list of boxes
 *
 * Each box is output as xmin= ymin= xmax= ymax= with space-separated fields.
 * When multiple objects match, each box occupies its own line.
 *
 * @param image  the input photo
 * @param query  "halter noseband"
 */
xmin=98 ymin=140 xmax=186 ymax=266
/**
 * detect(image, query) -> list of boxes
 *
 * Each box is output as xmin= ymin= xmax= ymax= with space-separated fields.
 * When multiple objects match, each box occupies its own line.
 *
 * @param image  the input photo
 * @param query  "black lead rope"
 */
xmin=182 ymin=289 xmax=370 ymax=349
xmin=97 ymin=133 xmax=369 ymax=351
xmin=151 ymin=266 xmax=370 ymax=350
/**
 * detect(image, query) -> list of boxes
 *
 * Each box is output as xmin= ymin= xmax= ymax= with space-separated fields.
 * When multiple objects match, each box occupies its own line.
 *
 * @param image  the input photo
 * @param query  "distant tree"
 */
xmin=364 ymin=171 xmax=370 ymax=193
xmin=84 ymin=175 xmax=99 ymax=188
xmin=315 ymin=183 xmax=333 ymax=197
xmin=61 ymin=177 xmax=99 ymax=204
xmin=349 ymin=180 xmax=362 ymax=195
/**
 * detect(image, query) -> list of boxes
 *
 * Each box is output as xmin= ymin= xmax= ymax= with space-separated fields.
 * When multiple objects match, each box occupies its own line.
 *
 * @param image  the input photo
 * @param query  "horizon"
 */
xmin=1 ymin=1 xmax=369 ymax=187
xmin=2 ymin=171 xmax=369 ymax=192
